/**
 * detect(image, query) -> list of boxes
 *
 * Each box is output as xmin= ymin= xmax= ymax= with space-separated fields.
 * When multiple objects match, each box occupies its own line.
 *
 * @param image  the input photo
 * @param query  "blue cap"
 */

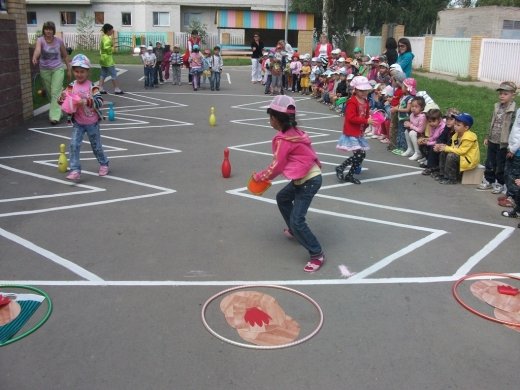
xmin=452 ymin=113 xmax=473 ymax=127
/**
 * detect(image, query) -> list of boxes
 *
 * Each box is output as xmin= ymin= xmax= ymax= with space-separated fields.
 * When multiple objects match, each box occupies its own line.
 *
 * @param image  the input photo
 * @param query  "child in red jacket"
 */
xmin=335 ymin=76 xmax=374 ymax=184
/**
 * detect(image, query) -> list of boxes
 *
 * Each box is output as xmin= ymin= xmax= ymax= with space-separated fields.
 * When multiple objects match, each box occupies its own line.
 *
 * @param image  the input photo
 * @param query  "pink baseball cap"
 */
xmin=268 ymin=95 xmax=296 ymax=114
xmin=350 ymin=76 xmax=373 ymax=91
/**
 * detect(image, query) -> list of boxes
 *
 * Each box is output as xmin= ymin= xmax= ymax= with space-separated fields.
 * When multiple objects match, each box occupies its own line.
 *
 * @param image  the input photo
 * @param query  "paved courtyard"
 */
xmin=1 ymin=65 xmax=518 ymax=389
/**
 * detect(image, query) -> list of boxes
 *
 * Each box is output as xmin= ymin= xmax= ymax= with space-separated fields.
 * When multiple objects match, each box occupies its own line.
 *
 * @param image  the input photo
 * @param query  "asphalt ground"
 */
xmin=1 ymin=65 xmax=519 ymax=389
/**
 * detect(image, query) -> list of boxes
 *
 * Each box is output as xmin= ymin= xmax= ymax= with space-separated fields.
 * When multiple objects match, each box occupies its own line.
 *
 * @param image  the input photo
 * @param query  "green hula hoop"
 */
xmin=0 ymin=284 xmax=53 ymax=347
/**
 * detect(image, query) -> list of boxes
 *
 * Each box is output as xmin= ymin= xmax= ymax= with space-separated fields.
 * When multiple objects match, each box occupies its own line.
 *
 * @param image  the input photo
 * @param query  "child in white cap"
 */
xmin=59 ymin=54 xmax=109 ymax=182
xmin=335 ymin=76 xmax=373 ymax=184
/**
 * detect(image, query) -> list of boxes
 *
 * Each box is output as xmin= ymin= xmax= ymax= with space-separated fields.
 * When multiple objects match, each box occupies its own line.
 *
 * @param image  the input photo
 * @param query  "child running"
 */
xmin=252 ymin=95 xmax=325 ymax=272
xmin=335 ymin=76 xmax=373 ymax=184
xmin=59 ymin=54 xmax=108 ymax=182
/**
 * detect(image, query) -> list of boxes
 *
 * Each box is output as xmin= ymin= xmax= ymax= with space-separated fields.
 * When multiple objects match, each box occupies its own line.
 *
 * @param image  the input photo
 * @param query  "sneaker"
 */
xmin=419 ymin=162 xmax=428 ymax=169
xmin=391 ymin=149 xmax=403 ymax=155
xmin=380 ymin=138 xmax=390 ymax=144
xmin=421 ymin=168 xmax=432 ymax=176
xmin=476 ymin=180 xmax=492 ymax=190
xmin=344 ymin=174 xmax=361 ymax=184
xmin=439 ymin=178 xmax=457 ymax=185
xmin=99 ymin=90 xmax=108 ymax=95
xmin=98 ymin=165 xmax=109 ymax=176
xmin=491 ymin=183 xmax=504 ymax=194
xmin=409 ymin=153 xmax=422 ymax=161
xmin=114 ymin=90 xmax=124 ymax=95
xmin=66 ymin=170 xmax=81 ymax=181
xmin=401 ymin=149 xmax=413 ymax=157
xmin=304 ymin=255 xmax=325 ymax=272
xmin=335 ymin=166 xmax=344 ymax=181
xmin=418 ymin=157 xmax=427 ymax=163
xmin=501 ymin=210 xmax=519 ymax=218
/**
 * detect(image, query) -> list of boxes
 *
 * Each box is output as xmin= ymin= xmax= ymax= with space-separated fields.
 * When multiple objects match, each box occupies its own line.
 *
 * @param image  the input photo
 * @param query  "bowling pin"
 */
xmin=209 ymin=106 xmax=216 ymax=126
xmin=58 ymin=143 xmax=68 ymax=173
xmin=108 ymin=102 xmax=115 ymax=121
xmin=221 ymin=148 xmax=231 ymax=178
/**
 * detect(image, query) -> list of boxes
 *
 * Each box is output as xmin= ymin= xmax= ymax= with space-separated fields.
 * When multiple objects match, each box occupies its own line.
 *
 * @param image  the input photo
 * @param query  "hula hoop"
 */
xmin=0 ymin=284 xmax=53 ymax=347
xmin=201 ymin=285 xmax=324 ymax=350
xmin=452 ymin=272 xmax=520 ymax=328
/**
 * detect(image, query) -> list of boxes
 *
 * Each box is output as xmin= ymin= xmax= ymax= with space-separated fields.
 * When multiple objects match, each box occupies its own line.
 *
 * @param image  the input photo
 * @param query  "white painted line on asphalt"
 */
xmin=2 ymin=273 xmax=520 ymax=286
xmin=0 ymin=227 xmax=104 ymax=282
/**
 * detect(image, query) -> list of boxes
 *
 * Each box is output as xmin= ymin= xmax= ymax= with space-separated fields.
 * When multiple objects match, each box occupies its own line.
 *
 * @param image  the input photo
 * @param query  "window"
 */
xmin=503 ymin=20 xmax=520 ymax=29
xmin=122 ymin=12 xmax=132 ymax=26
xmin=153 ymin=12 xmax=170 ymax=27
xmin=60 ymin=11 xmax=76 ymax=25
xmin=27 ymin=11 xmax=37 ymax=25
xmin=183 ymin=12 xmax=202 ymax=27
xmin=94 ymin=12 xmax=104 ymax=25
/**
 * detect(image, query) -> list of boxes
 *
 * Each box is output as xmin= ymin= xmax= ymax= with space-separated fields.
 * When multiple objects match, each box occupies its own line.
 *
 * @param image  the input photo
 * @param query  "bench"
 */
xmin=461 ymin=164 xmax=484 ymax=185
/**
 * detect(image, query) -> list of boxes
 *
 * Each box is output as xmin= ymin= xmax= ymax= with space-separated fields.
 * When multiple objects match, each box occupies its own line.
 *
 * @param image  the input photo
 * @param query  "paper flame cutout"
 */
xmin=244 ymin=307 xmax=272 ymax=327
xmin=497 ymin=285 xmax=519 ymax=296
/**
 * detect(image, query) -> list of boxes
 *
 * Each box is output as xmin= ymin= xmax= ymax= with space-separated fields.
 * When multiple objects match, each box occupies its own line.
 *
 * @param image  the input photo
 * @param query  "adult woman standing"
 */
xmin=250 ymin=33 xmax=264 ymax=83
xmin=397 ymin=38 xmax=414 ymax=77
xmin=313 ymin=33 xmax=333 ymax=68
xmin=98 ymin=24 xmax=124 ymax=95
xmin=31 ymin=21 xmax=71 ymax=125
xmin=383 ymin=37 xmax=398 ymax=66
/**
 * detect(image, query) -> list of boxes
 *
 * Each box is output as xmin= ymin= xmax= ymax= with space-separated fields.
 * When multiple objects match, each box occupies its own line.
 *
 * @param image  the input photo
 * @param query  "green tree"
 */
xmin=476 ymin=0 xmax=520 ymax=5
xmin=188 ymin=20 xmax=208 ymax=46
xmin=292 ymin=0 xmax=450 ymax=39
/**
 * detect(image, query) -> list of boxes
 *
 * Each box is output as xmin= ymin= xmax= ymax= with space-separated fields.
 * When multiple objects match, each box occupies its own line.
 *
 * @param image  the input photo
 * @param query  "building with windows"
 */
xmin=436 ymin=6 xmax=520 ymax=39
xmin=26 ymin=0 xmax=287 ymax=34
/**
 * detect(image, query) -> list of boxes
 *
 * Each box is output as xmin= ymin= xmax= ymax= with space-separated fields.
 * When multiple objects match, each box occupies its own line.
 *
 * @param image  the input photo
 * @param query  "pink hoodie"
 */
xmin=254 ymin=127 xmax=321 ymax=182
xmin=427 ymin=119 xmax=446 ymax=146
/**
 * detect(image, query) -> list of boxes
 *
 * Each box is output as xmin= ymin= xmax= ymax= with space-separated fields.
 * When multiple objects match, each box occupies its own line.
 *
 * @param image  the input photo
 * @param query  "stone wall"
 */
xmin=0 ymin=0 xmax=32 ymax=136
xmin=436 ymin=6 xmax=520 ymax=38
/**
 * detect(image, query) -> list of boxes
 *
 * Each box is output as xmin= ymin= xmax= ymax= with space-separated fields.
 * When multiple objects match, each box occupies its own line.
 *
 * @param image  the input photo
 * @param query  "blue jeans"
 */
xmin=210 ymin=71 xmax=221 ymax=90
xmin=69 ymin=121 xmax=109 ymax=172
xmin=276 ymin=175 xmax=323 ymax=258
xmin=144 ymin=66 xmax=154 ymax=87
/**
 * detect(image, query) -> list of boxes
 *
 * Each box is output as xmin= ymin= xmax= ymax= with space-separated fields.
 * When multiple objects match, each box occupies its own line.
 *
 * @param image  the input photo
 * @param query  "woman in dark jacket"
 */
xmin=250 ymin=33 xmax=265 ymax=83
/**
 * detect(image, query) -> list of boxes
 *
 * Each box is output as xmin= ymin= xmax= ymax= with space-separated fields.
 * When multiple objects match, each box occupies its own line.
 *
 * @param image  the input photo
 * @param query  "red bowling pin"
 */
xmin=221 ymin=148 xmax=231 ymax=178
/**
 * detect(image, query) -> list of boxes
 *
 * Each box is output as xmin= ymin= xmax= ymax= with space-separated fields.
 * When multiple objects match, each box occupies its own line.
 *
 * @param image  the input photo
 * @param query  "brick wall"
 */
xmin=297 ymin=30 xmax=313 ymax=56
xmin=0 ymin=0 xmax=32 ymax=137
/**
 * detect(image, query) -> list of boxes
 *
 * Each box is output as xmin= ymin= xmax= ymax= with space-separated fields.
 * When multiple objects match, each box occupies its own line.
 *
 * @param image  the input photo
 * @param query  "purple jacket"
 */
xmin=254 ymin=127 xmax=321 ymax=182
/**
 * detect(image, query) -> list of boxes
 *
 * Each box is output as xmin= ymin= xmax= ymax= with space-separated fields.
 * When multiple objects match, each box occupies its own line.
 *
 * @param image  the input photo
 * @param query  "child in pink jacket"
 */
xmin=253 ymin=95 xmax=325 ymax=272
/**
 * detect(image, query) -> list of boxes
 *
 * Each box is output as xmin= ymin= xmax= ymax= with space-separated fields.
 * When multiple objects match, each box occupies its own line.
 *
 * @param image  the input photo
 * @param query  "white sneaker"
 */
xmin=476 ymin=180 xmax=492 ymax=190
xmin=365 ymin=132 xmax=373 ymax=137
xmin=409 ymin=153 xmax=422 ymax=161
xmin=418 ymin=157 xmax=427 ymax=163
xmin=371 ymin=134 xmax=379 ymax=139
xmin=401 ymin=149 xmax=413 ymax=157
xmin=491 ymin=183 xmax=504 ymax=194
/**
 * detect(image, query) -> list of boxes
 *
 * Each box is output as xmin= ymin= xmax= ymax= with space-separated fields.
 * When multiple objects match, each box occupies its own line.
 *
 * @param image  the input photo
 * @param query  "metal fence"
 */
xmin=173 ymin=32 xmax=243 ymax=49
xmin=431 ymin=37 xmax=471 ymax=77
xmin=406 ymin=36 xmax=425 ymax=69
xmin=479 ymin=38 xmax=520 ymax=84
xmin=363 ymin=36 xmax=382 ymax=57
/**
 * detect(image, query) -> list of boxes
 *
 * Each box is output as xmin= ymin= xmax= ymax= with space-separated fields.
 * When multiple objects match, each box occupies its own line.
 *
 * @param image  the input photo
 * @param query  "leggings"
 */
xmin=339 ymin=150 xmax=366 ymax=176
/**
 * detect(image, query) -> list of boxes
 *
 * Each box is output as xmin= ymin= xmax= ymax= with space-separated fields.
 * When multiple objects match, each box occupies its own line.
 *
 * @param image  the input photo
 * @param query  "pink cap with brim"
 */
xmin=350 ymin=76 xmax=373 ymax=91
xmin=403 ymin=78 xmax=417 ymax=95
xmin=268 ymin=95 xmax=296 ymax=114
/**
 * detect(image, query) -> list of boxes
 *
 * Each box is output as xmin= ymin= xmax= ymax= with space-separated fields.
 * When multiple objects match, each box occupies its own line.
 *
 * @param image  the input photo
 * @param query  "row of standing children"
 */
xmin=139 ymin=43 xmax=223 ymax=91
